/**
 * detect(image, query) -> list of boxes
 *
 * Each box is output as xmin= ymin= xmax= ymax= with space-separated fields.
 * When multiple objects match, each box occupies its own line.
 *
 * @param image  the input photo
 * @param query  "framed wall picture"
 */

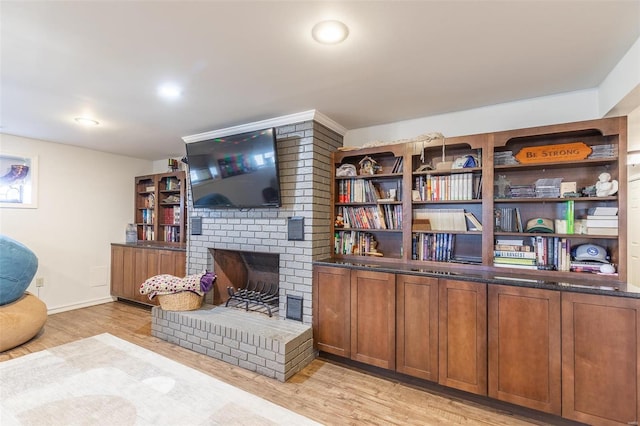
xmin=0 ymin=154 xmax=38 ymax=208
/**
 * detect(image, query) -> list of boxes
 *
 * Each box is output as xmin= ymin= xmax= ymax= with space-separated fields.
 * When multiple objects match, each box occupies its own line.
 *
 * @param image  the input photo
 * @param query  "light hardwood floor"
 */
xmin=1 ymin=301 xmax=572 ymax=425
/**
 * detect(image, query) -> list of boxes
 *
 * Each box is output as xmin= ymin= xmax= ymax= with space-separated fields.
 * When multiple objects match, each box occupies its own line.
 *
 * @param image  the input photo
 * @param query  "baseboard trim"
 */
xmin=47 ymin=296 xmax=116 ymax=315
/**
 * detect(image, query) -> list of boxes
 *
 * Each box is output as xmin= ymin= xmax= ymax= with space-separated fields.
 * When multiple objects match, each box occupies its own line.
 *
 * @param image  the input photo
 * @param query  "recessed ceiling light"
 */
xmin=158 ymin=83 xmax=182 ymax=100
xmin=311 ymin=20 xmax=349 ymax=44
xmin=74 ymin=117 xmax=99 ymax=126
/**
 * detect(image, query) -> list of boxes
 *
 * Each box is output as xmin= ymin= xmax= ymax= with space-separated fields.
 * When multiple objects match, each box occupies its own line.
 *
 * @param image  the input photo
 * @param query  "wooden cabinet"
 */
xmin=438 ymin=278 xmax=487 ymax=395
xmin=350 ymin=269 xmax=396 ymax=369
xmin=135 ymin=171 xmax=186 ymax=246
xmin=396 ymin=274 xmax=439 ymax=381
xmin=110 ymin=244 xmax=186 ymax=305
xmin=488 ymin=285 xmax=561 ymax=414
xmin=312 ymin=266 xmax=395 ymax=369
xmin=561 ymin=292 xmax=640 ymax=425
xmin=313 ymin=263 xmax=640 ymax=423
xmin=313 ymin=265 xmax=351 ymax=357
xmin=329 ymin=117 xmax=627 ymax=285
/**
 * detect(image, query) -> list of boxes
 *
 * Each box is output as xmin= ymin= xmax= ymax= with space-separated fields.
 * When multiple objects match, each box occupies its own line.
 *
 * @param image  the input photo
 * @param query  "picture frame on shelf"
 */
xmin=0 ymin=153 xmax=38 ymax=209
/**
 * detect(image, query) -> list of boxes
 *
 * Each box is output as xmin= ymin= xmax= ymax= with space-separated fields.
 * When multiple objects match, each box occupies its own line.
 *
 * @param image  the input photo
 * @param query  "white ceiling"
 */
xmin=1 ymin=1 xmax=639 ymax=161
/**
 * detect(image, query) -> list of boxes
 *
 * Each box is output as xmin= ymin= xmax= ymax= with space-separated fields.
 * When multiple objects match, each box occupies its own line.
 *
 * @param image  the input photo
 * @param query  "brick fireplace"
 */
xmin=186 ymin=115 xmax=343 ymax=323
xmin=151 ymin=112 xmax=344 ymax=380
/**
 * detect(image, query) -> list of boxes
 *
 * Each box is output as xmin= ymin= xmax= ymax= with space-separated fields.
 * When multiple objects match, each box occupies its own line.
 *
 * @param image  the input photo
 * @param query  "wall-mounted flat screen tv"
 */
xmin=185 ymin=127 xmax=281 ymax=209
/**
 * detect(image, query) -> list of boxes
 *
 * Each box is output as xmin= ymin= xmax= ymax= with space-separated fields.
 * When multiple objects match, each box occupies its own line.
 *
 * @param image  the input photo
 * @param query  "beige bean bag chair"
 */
xmin=0 ymin=292 xmax=47 ymax=352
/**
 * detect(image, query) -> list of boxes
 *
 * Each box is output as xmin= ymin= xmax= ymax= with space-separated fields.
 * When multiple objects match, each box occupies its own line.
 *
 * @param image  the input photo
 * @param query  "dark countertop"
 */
xmin=111 ymin=242 xmax=186 ymax=252
xmin=314 ymin=258 xmax=640 ymax=299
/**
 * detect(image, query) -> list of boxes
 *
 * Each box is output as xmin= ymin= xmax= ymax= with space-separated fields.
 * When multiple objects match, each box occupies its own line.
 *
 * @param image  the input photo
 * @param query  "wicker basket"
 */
xmin=157 ymin=291 xmax=203 ymax=311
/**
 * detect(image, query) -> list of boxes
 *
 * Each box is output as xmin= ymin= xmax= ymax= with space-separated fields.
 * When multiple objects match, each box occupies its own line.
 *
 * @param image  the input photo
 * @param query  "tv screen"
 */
xmin=185 ymin=128 xmax=281 ymax=209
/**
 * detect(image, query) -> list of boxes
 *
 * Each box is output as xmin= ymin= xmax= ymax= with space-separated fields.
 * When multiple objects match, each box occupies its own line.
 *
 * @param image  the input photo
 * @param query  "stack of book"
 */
xmin=493 ymin=239 xmax=536 ymax=269
xmin=585 ymin=207 xmax=618 ymax=236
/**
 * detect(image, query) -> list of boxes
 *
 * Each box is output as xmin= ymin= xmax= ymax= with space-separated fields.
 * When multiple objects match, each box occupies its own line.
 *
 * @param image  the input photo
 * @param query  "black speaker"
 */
xmin=286 ymin=295 xmax=303 ymax=321
xmin=287 ymin=216 xmax=304 ymax=241
xmin=191 ymin=216 xmax=202 ymax=235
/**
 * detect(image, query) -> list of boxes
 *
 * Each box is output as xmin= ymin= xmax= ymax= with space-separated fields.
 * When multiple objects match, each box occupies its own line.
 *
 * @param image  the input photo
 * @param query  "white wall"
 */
xmin=344 ymin=35 xmax=640 ymax=147
xmin=627 ymin=106 xmax=640 ymax=293
xmin=344 ymin=90 xmax=599 ymax=147
xmin=0 ymin=134 xmax=152 ymax=313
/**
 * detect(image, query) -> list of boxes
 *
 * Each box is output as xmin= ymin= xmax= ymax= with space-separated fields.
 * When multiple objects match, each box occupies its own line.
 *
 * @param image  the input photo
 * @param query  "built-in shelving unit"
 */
xmin=134 ymin=171 xmax=186 ymax=246
xmin=330 ymin=117 xmax=627 ymax=283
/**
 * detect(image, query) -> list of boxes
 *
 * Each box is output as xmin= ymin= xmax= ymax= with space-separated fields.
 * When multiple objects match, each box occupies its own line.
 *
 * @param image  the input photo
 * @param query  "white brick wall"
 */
xmin=187 ymin=121 xmax=343 ymax=324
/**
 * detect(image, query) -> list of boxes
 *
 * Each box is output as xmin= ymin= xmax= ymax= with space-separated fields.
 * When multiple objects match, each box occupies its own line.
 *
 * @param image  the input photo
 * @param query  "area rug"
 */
xmin=0 ymin=333 xmax=320 ymax=426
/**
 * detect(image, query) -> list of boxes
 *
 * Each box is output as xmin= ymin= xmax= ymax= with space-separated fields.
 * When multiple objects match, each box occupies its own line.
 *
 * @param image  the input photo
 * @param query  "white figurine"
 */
xmin=595 ymin=172 xmax=618 ymax=197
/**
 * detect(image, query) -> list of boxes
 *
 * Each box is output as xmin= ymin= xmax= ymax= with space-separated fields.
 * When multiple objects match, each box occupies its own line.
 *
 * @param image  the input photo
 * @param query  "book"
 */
xmin=585 ymin=218 xmax=618 ymax=228
xmin=588 ymin=207 xmax=618 ymax=216
xmin=494 ymin=250 xmax=537 ymax=259
xmin=495 ymin=239 xmax=525 ymax=246
xmin=494 ymin=244 xmax=534 ymax=251
xmin=493 ymin=262 xmax=538 ymax=270
xmin=586 ymin=227 xmax=619 ymax=236
xmin=493 ymin=257 xmax=537 ymax=265
xmin=464 ymin=212 xmax=483 ymax=231
xmin=565 ymin=200 xmax=574 ymax=234
xmin=586 ymin=215 xmax=618 ymax=220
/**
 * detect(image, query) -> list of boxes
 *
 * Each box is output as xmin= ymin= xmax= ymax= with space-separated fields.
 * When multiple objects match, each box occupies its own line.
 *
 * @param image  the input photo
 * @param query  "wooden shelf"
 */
xmin=329 ymin=117 xmax=627 ymax=282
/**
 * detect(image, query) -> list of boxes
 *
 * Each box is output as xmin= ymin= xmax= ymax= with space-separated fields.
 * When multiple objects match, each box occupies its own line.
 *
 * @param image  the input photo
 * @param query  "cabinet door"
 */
xmin=396 ymin=274 xmax=438 ymax=381
xmin=562 ymin=292 xmax=639 ymax=425
xmin=488 ymin=285 xmax=561 ymax=414
xmin=110 ymin=245 xmax=130 ymax=299
xmin=350 ymin=269 xmax=396 ymax=369
xmin=439 ymin=279 xmax=487 ymax=395
xmin=133 ymin=248 xmax=159 ymax=305
xmin=312 ymin=266 xmax=351 ymax=357
xmin=157 ymin=249 xmax=186 ymax=276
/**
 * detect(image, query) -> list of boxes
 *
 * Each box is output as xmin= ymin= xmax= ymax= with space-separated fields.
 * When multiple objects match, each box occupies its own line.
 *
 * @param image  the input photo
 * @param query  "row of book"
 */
xmin=494 ymin=207 xmax=523 ymax=232
xmin=334 ymin=231 xmax=378 ymax=256
xmin=141 ymin=208 xmax=155 ymax=225
xmin=140 ymin=225 xmax=155 ymax=241
xmin=494 ymin=237 xmax=572 ymax=271
xmin=337 ymin=179 xmax=401 ymax=203
xmin=338 ymin=205 xmax=402 ymax=230
xmin=162 ymin=206 xmax=181 ymax=225
xmin=162 ymin=226 xmax=181 ymax=243
xmin=391 ymin=156 xmax=403 ymax=173
xmin=413 ymin=173 xmax=480 ymax=201
xmin=411 ymin=233 xmax=455 ymax=262
xmin=164 ymin=177 xmax=180 ymax=190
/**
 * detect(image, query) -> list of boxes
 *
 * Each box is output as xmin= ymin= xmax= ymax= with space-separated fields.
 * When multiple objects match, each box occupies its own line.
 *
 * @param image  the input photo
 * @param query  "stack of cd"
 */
xmin=535 ymin=178 xmax=563 ymax=198
xmin=509 ymin=185 xmax=536 ymax=198
xmin=588 ymin=144 xmax=615 ymax=159
xmin=494 ymin=150 xmax=518 ymax=165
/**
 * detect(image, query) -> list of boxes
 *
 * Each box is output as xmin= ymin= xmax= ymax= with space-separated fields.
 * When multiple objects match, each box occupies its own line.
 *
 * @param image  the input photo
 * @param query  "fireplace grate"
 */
xmin=225 ymin=280 xmax=279 ymax=317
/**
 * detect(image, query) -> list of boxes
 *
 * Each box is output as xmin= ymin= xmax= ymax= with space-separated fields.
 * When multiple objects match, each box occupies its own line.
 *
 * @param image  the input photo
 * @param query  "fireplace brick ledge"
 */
xmin=151 ymin=305 xmax=314 ymax=381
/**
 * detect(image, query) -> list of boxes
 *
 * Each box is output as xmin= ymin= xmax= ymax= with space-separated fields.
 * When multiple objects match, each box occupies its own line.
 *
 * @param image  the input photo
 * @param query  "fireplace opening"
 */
xmin=211 ymin=249 xmax=279 ymax=317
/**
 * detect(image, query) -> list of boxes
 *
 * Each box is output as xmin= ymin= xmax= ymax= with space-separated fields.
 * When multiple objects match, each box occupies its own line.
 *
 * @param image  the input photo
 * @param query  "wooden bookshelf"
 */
xmin=330 ymin=116 xmax=627 ymax=283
